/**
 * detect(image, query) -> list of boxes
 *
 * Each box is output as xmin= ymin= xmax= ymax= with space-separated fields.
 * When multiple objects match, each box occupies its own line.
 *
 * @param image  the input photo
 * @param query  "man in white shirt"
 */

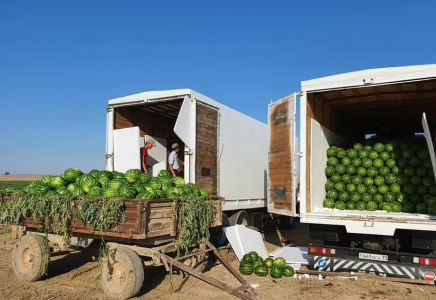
xmin=168 ymin=143 xmax=180 ymax=177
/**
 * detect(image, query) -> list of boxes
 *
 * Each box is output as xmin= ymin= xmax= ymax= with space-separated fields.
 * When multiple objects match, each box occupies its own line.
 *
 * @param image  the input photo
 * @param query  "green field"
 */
xmin=0 ymin=181 xmax=30 ymax=190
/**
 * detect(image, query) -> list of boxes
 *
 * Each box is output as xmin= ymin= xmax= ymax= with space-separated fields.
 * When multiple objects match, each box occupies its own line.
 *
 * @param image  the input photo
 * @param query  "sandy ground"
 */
xmin=0 ymin=223 xmax=436 ymax=300
xmin=0 ymin=175 xmax=43 ymax=182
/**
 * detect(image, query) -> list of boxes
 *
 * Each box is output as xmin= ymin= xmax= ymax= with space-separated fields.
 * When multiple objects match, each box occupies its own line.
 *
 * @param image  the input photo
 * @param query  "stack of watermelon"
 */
xmin=239 ymin=251 xmax=294 ymax=279
xmin=324 ymin=139 xmax=436 ymax=215
xmin=2 ymin=168 xmax=210 ymax=200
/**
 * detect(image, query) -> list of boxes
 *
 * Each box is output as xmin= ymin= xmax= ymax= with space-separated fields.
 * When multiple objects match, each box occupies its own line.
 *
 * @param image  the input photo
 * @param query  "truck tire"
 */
xmin=228 ymin=210 xmax=251 ymax=227
xmin=12 ymin=234 xmax=49 ymax=282
xmin=101 ymin=247 xmax=144 ymax=300
xmin=211 ymin=213 xmax=230 ymax=247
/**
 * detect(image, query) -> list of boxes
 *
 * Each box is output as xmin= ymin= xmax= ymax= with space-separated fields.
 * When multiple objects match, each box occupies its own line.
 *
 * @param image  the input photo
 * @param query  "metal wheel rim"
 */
xmin=19 ymin=247 xmax=34 ymax=271
xmin=108 ymin=262 xmax=128 ymax=289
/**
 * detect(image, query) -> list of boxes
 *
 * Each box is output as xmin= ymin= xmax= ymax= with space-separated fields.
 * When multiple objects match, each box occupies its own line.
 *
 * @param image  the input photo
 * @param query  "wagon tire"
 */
xmin=101 ymin=247 xmax=144 ymax=300
xmin=12 ymin=234 xmax=49 ymax=282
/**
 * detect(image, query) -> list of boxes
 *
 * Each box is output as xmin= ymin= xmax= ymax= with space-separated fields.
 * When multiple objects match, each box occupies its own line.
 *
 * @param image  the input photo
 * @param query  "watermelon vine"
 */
xmin=172 ymin=195 xmax=214 ymax=256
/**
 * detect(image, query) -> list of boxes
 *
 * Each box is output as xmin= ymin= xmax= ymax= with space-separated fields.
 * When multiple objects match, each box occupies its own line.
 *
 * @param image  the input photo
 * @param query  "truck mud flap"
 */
xmin=310 ymin=255 xmax=436 ymax=281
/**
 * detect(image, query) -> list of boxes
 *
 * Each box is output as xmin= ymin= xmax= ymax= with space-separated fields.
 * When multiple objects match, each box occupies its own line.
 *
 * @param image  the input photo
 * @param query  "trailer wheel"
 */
xmin=12 ymin=234 xmax=49 ymax=282
xmin=101 ymin=247 xmax=144 ymax=300
xmin=229 ymin=210 xmax=251 ymax=227
xmin=211 ymin=213 xmax=230 ymax=247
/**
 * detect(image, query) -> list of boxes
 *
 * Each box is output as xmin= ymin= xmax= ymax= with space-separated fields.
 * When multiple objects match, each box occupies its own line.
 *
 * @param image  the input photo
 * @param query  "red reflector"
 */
xmin=419 ymin=257 xmax=436 ymax=266
xmin=308 ymin=247 xmax=333 ymax=255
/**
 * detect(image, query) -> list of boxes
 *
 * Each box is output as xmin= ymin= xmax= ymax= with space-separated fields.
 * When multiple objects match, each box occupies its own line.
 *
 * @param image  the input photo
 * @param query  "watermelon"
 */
xmin=337 ymin=149 xmax=347 ymax=159
xmin=356 ymin=185 xmax=367 ymax=194
xmin=254 ymin=265 xmax=269 ymax=277
xmin=397 ymin=175 xmax=409 ymax=186
xmin=353 ymin=143 xmax=363 ymax=151
xmin=103 ymin=188 xmax=118 ymax=198
xmin=391 ymin=150 xmax=402 ymax=160
xmin=341 ymin=157 xmax=352 ymax=166
xmin=366 ymin=201 xmax=378 ymax=211
xmin=352 ymin=158 xmax=362 ymax=167
xmin=252 ymin=260 xmax=264 ymax=270
xmin=81 ymin=175 xmax=99 ymax=193
xmin=50 ymin=176 xmax=67 ymax=189
xmin=397 ymin=158 xmax=409 ymax=168
xmin=384 ymin=192 xmax=395 ymax=203
xmin=199 ymin=188 xmax=209 ymax=198
xmin=417 ymin=149 xmax=430 ymax=160
xmin=382 ymin=203 xmax=393 ymax=212
xmin=87 ymin=187 xmax=103 ymax=197
xmin=369 ymin=151 xmax=379 ymax=160
xmin=423 ymin=177 xmax=435 ymax=187
xmin=341 ymin=174 xmax=352 ymax=184
xmin=108 ymin=179 xmax=123 ymax=190
xmin=99 ymin=177 xmax=110 ymax=189
xmin=350 ymin=193 xmax=361 ymax=202
xmin=395 ymin=192 xmax=404 ymax=203
xmin=347 ymin=149 xmax=358 ymax=159
xmin=429 ymin=185 xmax=436 ymax=195
xmin=392 ymin=202 xmax=403 ymax=213
xmin=362 ymin=159 xmax=372 ymax=168
xmin=379 ymin=152 xmax=390 ymax=162
xmin=402 ymin=149 xmax=414 ymax=159
xmin=157 ymin=170 xmax=171 ymax=179
xmin=138 ymin=173 xmax=151 ymax=184
xmin=282 ymin=266 xmax=295 ymax=277
xmin=270 ymin=265 xmax=283 ymax=279
xmin=335 ymin=182 xmax=345 ymax=192
xmin=327 ymin=147 xmax=338 ymax=157
xmin=384 ymin=143 xmax=394 ymax=152
xmin=358 ymin=150 xmax=369 ymax=159
xmin=390 ymin=183 xmax=401 ymax=193
xmin=356 ymin=201 xmax=367 ymax=211
xmin=325 ymin=167 xmax=335 ymax=177
xmin=386 ymin=159 xmax=396 ymax=169
xmin=136 ymin=191 xmax=156 ymax=200
xmin=70 ymin=185 xmax=84 ymax=197
xmin=99 ymin=170 xmax=113 ymax=181
xmin=402 ymin=202 xmax=415 ymax=213
xmin=172 ymin=176 xmax=185 ymax=186
xmin=378 ymin=185 xmax=389 ymax=194
xmin=373 ymin=193 xmax=383 ymax=203
xmin=409 ymin=157 xmax=421 ymax=168
xmin=64 ymin=168 xmax=83 ymax=183
xmin=416 ymin=203 xmax=427 ymax=214
xmin=367 ymin=186 xmax=378 ymax=195
xmin=125 ymin=169 xmax=141 ymax=183
xmin=331 ymin=174 xmax=341 ymax=183
xmin=427 ymin=204 xmax=436 ymax=215
xmin=373 ymin=159 xmax=384 ymax=168
xmin=248 ymin=251 xmax=258 ymax=262
xmin=338 ymin=192 xmax=349 ymax=202
xmin=118 ymin=185 xmax=137 ymax=198
xmin=352 ymin=176 xmax=362 ymax=185
xmin=346 ymin=202 xmax=356 ymax=210
xmin=379 ymin=167 xmax=391 ymax=177
xmin=417 ymin=167 xmax=428 ymax=177
xmin=264 ymin=258 xmax=274 ymax=268
xmin=133 ymin=183 xmax=144 ymax=193
xmin=410 ymin=194 xmax=422 ymax=204
xmin=156 ymin=189 xmax=167 ymax=199
xmin=335 ymin=201 xmax=346 ymax=210
xmin=239 ymin=262 xmax=253 ymax=275
xmin=242 ymin=254 xmax=253 ymax=263
xmin=325 ymin=181 xmax=335 ymax=191
xmin=424 ymin=159 xmax=432 ymax=169
xmin=367 ymin=167 xmax=378 ymax=178
xmin=363 ymin=177 xmax=374 ymax=187
xmin=346 ymin=166 xmax=357 ymax=175
xmin=346 ymin=184 xmax=356 ymax=193
xmin=273 ymin=257 xmax=287 ymax=268
xmin=362 ymin=194 xmax=372 ymax=202
xmin=374 ymin=143 xmax=384 ymax=153
xmin=357 ymin=167 xmax=367 ymax=177
xmin=417 ymin=185 xmax=428 ymax=196
xmin=89 ymin=169 xmax=100 ymax=179
xmin=56 ymin=187 xmax=70 ymax=196
xmin=327 ymin=190 xmax=338 ymax=200
xmin=41 ymin=175 xmax=53 ymax=185
xmin=335 ymin=164 xmax=346 ymax=175
xmin=323 ymin=199 xmax=336 ymax=208
xmin=391 ymin=166 xmax=399 ymax=175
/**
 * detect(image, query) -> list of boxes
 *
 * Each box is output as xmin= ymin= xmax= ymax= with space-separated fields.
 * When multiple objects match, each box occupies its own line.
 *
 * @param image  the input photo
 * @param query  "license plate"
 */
xmin=358 ymin=252 xmax=388 ymax=262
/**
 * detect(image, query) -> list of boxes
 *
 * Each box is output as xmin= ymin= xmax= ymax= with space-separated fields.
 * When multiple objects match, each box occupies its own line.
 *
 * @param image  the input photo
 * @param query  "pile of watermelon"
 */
xmin=324 ymin=139 xmax=436 ymax=215
xmin=239 ymin=251 xmax=294 ymax=279
xmin=2 ymin=168 xmax=209 ymax=200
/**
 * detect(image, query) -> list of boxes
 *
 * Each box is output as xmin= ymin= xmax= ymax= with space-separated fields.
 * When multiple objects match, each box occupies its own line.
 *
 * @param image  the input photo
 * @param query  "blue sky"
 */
xmin=1 ymin=1 xmax=435 ymax=174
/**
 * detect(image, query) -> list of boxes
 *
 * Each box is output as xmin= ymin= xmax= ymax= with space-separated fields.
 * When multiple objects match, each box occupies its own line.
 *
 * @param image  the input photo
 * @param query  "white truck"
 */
xmin=268 ymin=64 xmax=436 ymax=280
xmin=104 ymin=89 xmax=270 ymax=245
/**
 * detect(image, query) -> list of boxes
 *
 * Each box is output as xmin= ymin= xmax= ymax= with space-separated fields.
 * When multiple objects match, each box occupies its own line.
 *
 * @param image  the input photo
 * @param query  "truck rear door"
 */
xmin=267 ymin=93 xmax=298 ymax=217
xmin=113 ymin=126 xmax=141 ymax=173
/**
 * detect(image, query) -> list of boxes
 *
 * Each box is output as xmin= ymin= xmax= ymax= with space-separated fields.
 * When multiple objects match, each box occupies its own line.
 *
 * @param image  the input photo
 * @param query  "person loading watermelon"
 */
xmin=141 ymin=137 xmax=156 ymax=174
xmin=168 ymin=143 xmax=180 ymax=177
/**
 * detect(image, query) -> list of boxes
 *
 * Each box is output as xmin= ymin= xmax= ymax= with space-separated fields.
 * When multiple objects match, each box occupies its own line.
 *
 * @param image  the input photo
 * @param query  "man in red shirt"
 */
xmin=141 ymin=137 xmax=156 ymax=173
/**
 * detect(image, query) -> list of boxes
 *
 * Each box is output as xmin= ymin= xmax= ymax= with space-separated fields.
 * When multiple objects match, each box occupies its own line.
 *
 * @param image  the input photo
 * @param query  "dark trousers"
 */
xmin=173 ymin=169 xmax=179 ymax=177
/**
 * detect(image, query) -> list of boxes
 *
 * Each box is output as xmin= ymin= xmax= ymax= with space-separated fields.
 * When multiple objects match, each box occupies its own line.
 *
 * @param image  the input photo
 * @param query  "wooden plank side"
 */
xmin=195 ymin=102 xmax=218 ymax=196
xmin=306 ymin=94 xmax=315 ymax=214
xmin=268 ymin=95 xmax=294 ymax=216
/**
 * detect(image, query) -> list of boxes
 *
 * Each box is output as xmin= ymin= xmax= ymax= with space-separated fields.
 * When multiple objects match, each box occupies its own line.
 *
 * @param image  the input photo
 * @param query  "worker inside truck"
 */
xmin=168 ymin=143 xmax=180 ymax=177
xmin=141 ymin=137 xmax=156 ymax=173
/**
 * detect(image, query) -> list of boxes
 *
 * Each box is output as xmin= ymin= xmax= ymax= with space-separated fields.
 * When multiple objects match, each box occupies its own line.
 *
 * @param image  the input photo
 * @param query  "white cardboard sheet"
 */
xmin=223 ymin=225 xmax=268 ymax=260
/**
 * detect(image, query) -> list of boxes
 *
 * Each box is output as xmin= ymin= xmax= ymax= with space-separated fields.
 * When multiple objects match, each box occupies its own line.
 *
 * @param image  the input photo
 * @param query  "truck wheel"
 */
xmin=12 ymin=234 xmax=49 ymax=282
xmin=229 ymin=210 xmax=252 ymax=227
xmin=101 ymin=247 xmax=144 ymax=300
xmin=211 ymin=213 xmax=230 ymax=247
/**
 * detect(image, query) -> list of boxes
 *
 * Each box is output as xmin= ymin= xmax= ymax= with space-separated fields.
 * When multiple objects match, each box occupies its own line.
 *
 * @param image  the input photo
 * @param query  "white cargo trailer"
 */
xmin=268 ymin=65 xmax=436 ymax=268
xmin=105 ymin=89 xmax=269 ymax=243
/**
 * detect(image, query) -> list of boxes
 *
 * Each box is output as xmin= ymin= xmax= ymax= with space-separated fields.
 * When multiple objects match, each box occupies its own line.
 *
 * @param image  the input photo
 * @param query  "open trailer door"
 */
xmin=174 ymin=96 xmax=196 ymax=183
xmin=267 ymin=93 xmax=298 ymax=217
xmin=113 ymin=126 xmax=141 ymax=173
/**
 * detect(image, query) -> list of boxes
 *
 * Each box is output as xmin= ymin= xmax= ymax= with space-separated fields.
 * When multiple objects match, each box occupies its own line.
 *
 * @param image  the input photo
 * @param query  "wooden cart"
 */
xmin=6 ymin=196 xmax=260 ymax=300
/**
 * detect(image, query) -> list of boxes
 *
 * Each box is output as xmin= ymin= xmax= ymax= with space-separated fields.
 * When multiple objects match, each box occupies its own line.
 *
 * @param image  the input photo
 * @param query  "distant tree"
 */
xmin=4 ymin=171 xmax=10 ymax=175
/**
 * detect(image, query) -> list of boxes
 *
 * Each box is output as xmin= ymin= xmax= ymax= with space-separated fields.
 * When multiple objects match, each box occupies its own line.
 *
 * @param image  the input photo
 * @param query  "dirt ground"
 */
xmin=1 ymin=222 xmax=436 ymax=300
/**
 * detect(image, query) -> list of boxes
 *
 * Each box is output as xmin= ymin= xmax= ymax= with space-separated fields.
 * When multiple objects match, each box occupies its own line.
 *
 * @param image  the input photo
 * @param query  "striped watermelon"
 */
xmin=89 ymin=169 xmax=100 ymax=179
xmin=160 ymin=177 xmax=174 ymax=187
xmin=270 ymin=265 xmax=283 ymax=279
xmin=28 ymin=183 xmax=50 ymax=195
xmin=149 ymin=178 xmax=162 ymax=190
xmin=156 ymin=189 xmax=167 ymax=199
xmin=75 ymin=175 xmax=85 ymax=186
xmin=87 ymin=187 xmax=103 ymax=197
xmin=99 ymin=177 xmax=110 ymax=189
xmin=239 ymin=262 xmax=253 ymax=275
xmin=41 ymin=175 xmax=53 ymax=185
xmin=254 ymin=265 xmax=269 ymax=277
xmin=158 ymin=170 xmax=171 ymax=179
xmin=125 ymin=169 xmax=141 ymax=183
xmin=282 ymin=266 xmax=294 ymax=277
xmin=103 ymin=188 xmax=118 ymax=198
xmin=64 ymin=168 xmax=83 ymax=183
xmin=172 ymin=176 xmax=185 ymax=186
xmin=70 ymin=186 xmax=84 ymax=197
xmin=138 ymin=173 xmax=151 ymax=184
xmin=264 ymin=258 xmax=273 ymax=268
xmin=49 ymin=176 xmax=67 ymax=189
xmin=133 ymin=183 xmax=144 ymax=193
xmin=112 ymin=171 xmax=125 ymax=179
xmin=166 ymin=192 xmax=179 ymax=199
xmin=199 ymin=188 xmax=209 ymax=198
xmin=108 ymin=179 xmax=123 ymax=190
xmin=56 ymin=187 xmax=70 ymax=196
xmin=81 ymin=175 xmax=99 ymax=193
xmin=136 ymin=190 xmax=156 ymax=200
xmin=99 ymin=170 xmax=113 ymax=181
xmin=273 ymin=257 xmax=287 ymax=268
xmin=118 ymin=185 xmax=137 ymax=198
